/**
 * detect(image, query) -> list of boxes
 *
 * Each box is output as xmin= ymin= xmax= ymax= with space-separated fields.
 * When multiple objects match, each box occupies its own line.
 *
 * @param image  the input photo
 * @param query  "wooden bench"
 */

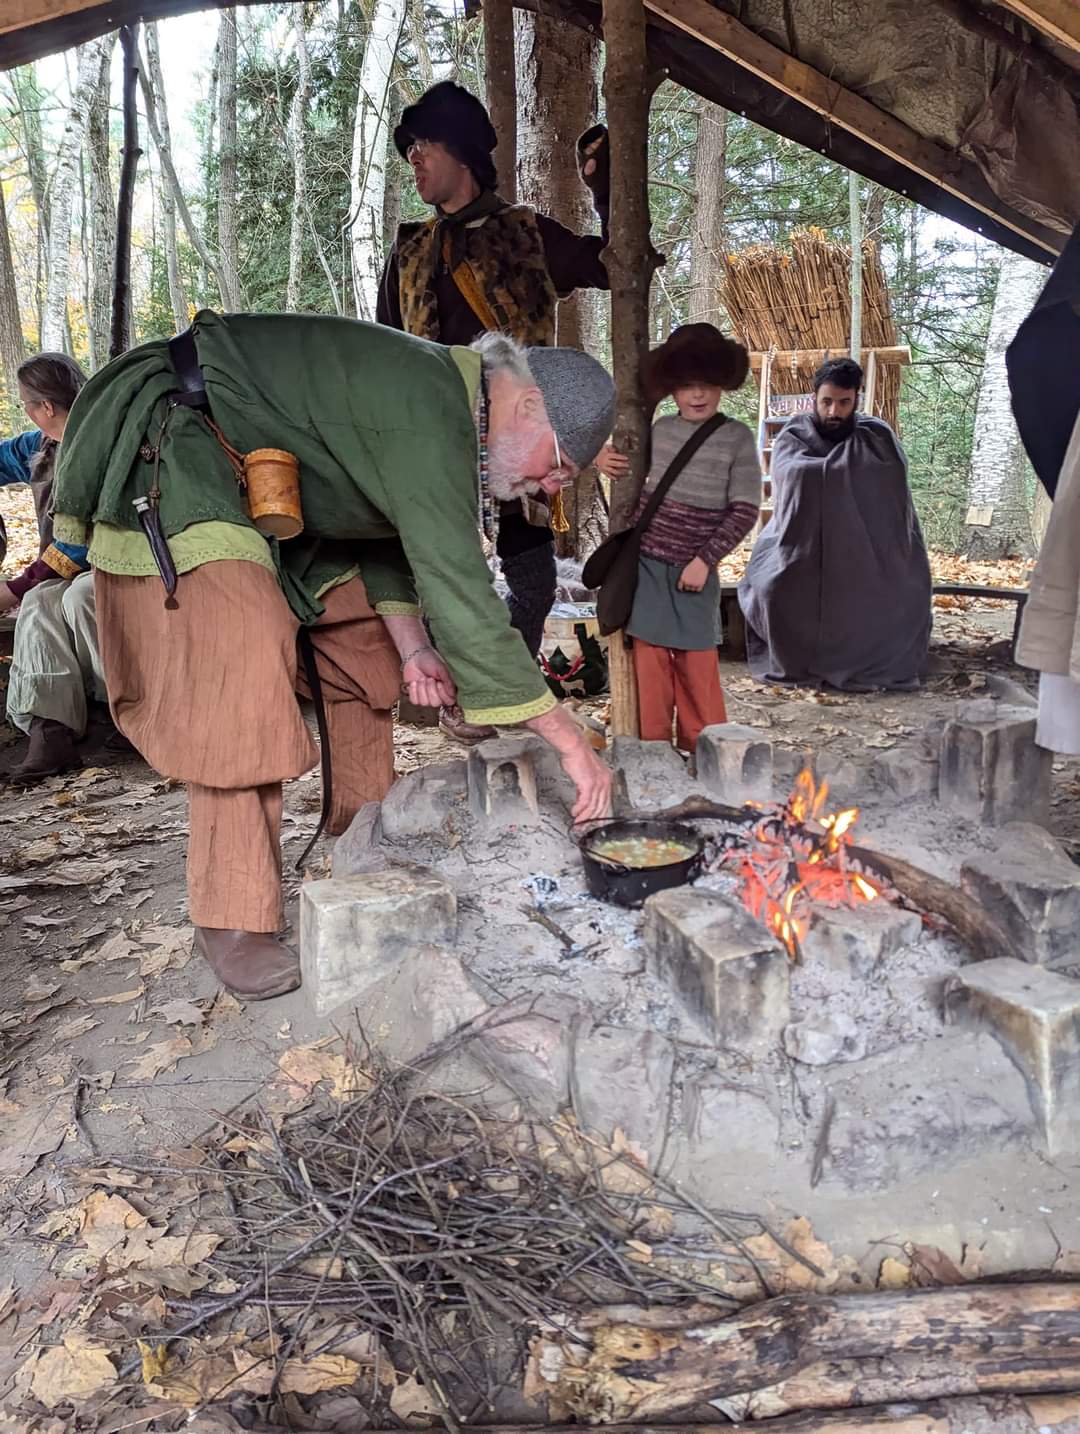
xmin=931 ymin=583 xmax=1028 ymax=657
xmin=718 ymin=584 xmax=1029 ymax=663
xmin=0 ymin=614 xmax=14 ymax=661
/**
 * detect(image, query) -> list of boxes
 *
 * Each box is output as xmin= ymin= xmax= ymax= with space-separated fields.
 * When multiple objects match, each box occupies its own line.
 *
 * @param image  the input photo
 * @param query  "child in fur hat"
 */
xmin=596 ymin=323 xmax=762 ymax=752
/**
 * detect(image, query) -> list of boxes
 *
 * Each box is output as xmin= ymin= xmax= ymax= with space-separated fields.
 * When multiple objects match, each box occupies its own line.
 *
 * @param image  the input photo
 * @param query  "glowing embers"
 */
xmin=714 ymin=767 xmax=889 ymax=960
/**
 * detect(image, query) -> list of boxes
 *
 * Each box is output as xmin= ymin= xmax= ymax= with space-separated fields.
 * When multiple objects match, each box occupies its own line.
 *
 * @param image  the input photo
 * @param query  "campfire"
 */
xmin=712 ymin=767 xmax=888 ymax=960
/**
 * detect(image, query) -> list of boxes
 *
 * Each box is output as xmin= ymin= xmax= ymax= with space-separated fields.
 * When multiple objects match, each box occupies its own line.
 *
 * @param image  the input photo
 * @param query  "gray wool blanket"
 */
xmin=738 ymin=413 xmax=932 ymax=691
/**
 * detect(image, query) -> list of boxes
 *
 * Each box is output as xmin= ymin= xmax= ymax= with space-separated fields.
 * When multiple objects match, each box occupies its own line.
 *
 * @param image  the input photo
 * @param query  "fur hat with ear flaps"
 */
xmin=642 ymin=323 xmax=750 ymax=406
xmin=393 ymin=82 xmax=499 ymax=194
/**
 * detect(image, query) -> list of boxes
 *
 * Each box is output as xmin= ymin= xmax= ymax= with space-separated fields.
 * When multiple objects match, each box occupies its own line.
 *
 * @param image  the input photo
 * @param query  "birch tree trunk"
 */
xmin=145 ymin=23 xmax=186 ymax=332
xmin=688 ymin=98 xmax=726 ymax=326
xmin=286 ymin=11 xmax=313 ymax=311
xmin=12 ymin=66 xmax=50 ymax=346
xmin=409 ymin=0 xmax=435 ymax=92
xmin=139 ymin=37 xmax=226 ymax=306
xmin=962 ymin=251 xmax=1046 ymax=560
xmin=848 ymin=172 xmax=862 ymax=362
xmin=41 ymin=39 xmax=105 ymax=351
xmin=349 ymin=0 xmax=405 ymax=321
xmin=217 ymin=11 xmax=241 ymax=311
xmin=0 ymin=179 xmax=25 ymax=403
xmin=516 ymin=7 xmax=602 ymax=557
xmin=87 ymin=33 xmax=116 ymax=369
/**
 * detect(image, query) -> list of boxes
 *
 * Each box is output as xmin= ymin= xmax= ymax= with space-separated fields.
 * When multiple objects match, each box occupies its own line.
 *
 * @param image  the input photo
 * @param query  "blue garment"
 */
xmin=0 ymin=429 xmax=43 ymax=486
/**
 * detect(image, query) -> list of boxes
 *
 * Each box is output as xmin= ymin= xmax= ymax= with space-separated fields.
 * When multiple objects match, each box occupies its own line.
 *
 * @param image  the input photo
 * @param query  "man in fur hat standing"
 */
xmin=377 ymin=81 xmax=612 ymax=741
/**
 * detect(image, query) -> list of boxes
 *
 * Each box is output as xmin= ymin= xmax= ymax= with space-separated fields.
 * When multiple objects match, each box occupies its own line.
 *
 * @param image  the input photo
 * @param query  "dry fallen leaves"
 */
xmin=27 ymin=1333 xmax=116 ymax=1409
xmin=274 ymin=1043 xmax=372 ymax=1107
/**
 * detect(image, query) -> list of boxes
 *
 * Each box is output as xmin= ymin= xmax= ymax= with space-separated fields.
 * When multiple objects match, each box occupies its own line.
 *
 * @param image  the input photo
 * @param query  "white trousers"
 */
xmin=1037 ymin=672 xmax=1080 ymax=756
xmin=6 ymin=573 xmax=107 ymax=735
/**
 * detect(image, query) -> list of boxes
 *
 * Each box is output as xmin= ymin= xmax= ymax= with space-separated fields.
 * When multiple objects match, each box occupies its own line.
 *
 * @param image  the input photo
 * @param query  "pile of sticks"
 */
xmin=136 ymin=1050 xmax=806 ymax=1429
xmin=720 ymin=227 xmax=901 ymax=428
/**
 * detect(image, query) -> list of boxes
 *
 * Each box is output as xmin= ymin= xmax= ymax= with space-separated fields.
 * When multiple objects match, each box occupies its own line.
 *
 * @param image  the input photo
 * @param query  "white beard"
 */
xmin=486 ymin=426 xmax=542 ymax=501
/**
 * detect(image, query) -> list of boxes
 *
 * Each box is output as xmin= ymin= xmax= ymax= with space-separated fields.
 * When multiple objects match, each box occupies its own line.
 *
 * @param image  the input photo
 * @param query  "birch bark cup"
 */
xmin=244 ymin=449 xmax=304 ymax=539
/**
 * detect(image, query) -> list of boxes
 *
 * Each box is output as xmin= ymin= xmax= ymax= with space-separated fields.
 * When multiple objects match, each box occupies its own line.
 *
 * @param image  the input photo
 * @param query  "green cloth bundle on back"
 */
xmin=52 ymin=310 xmax=555 ymax=726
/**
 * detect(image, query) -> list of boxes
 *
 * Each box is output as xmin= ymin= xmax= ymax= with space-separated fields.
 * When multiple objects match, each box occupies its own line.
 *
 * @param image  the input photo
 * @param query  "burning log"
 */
xmin=646 ymin=791 xmax=1013 ymax=964
xmin=535 ymin=1284 xmax=1080 ymax=1422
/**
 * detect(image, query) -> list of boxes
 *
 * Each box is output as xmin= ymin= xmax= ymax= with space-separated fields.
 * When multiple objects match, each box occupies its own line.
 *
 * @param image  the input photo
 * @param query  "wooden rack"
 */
xmin=752 ymin=345 xmax=912 ymax=528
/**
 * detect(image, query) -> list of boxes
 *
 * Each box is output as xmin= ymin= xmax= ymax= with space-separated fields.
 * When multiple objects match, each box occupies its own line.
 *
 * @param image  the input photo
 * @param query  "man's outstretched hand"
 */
xmin=402 ymin=647 xmax=456 ymax=709
xmin=525 ymin=701 xmax=614 ymax=824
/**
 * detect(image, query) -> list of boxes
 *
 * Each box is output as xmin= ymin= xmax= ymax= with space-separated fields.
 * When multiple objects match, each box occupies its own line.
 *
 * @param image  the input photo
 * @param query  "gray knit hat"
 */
xmin=525 ymin=347 xmax=616 ymax=469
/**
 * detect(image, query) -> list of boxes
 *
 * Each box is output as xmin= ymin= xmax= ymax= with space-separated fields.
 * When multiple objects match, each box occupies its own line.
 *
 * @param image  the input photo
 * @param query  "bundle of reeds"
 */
xmin=720 ymin=227 xmax=902 ymax=429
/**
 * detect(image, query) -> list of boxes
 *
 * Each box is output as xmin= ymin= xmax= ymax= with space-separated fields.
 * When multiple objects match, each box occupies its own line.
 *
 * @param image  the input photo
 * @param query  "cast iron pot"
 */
xmin=577 ymin=818 xmax=705 ymax=909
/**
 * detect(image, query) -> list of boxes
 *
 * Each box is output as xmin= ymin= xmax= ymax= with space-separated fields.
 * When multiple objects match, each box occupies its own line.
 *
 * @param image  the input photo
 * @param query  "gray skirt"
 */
xmin=626 ymin=555 xmax=721 ymax=651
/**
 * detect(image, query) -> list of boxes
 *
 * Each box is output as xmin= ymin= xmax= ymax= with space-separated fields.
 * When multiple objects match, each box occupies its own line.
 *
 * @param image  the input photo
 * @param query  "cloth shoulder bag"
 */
xmin=582 ymin=413 xmax=726 ymax=636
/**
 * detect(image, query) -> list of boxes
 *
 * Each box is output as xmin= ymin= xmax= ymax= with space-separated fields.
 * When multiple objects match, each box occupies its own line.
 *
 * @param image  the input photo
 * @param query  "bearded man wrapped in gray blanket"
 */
xmin=738 ymin=357 xmax=932 ymax=693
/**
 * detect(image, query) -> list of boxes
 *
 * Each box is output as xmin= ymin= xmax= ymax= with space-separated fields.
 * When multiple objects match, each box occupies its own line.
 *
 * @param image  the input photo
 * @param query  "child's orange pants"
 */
xmin=632 ymin=639 xmax=727 ymax=752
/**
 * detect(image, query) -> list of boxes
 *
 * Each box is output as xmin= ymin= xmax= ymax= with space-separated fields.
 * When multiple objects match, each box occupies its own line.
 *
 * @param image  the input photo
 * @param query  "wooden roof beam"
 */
xmin=988 ymin=0 xmax=1080 ymax=53
xmin=644 ymin=0 xmax=1063 ymax=259
xmin=1 ymin=0 xmax=103 ymax=38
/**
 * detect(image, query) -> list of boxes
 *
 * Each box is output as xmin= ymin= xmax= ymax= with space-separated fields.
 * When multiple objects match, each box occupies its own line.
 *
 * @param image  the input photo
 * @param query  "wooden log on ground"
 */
xmin=643 ymin=797 xmax=1013 ymax=962
xmin=300 ymin=1398 xmax=1080 ymax=1433
xmin=730 ymin=1352 xmax=1080 ymax=1419
xmin=539 ymin=1284 xmax=1080 ymax=1421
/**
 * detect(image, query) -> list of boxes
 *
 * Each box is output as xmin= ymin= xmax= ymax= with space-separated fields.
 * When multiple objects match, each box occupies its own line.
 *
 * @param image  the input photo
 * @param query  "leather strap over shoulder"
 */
xmin=167 ymin=328 xmax=209 ymax=410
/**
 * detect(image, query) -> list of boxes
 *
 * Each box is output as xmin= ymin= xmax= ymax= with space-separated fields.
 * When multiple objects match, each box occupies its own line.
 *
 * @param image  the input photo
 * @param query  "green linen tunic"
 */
xmin=51 ymin=310 xmax=555 ymax=726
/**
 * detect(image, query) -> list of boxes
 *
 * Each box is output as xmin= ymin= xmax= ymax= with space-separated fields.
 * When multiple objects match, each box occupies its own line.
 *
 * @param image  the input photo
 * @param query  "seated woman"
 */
xmin=0 ymin=353 xmax=106 ymax=782
xmin=738 ymin=357 xmax=931 ymax=693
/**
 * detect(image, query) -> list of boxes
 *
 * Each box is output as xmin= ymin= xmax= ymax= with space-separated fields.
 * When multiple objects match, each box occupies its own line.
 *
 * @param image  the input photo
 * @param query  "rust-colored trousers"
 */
xmin=632 ymin=638 xmax=727 ymax=753
xmin=96 ymin=562 xmax=400 ymax=932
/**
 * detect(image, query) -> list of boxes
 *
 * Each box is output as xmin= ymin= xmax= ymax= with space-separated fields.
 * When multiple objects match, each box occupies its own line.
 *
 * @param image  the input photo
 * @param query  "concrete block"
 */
xmin=643 ymin=887 xmax=789 ymax=1049
xmin=359 ymin=944 xmax=489 ymax=1064
xmin=871 ymin=748 xmax=939 ymax=801
xmin=300 ymin=870 xmax=457 ymax=1016
xmin=939 ymin=703 xmax=1052 ymax=826
xmin=960 ymin=827 xmax=1080 ymax=968
xmin=947 ymin=957 xmax=1080 ymax=1152
xmin=467 ymin=736 xmax=541 ymax=826
xmin=695 ymin=724 xmax=773 ymax=803
xmin=571 ymin=1023 xmax=676 ymax=1160
xmin=820 ymin=1033 xmax=1035 ymax=1192
xmin=610 ymin=736 xmax=690 ymax=812
xmin=331 ymin=802 xmax=386 ymax=878
xmin=472 ymin=993 xmax=584 ymax=1117
xmin=380 ymin=761 xmax=467 ymax=840
xmin=803 ymin=901 xmax=924 ymax=978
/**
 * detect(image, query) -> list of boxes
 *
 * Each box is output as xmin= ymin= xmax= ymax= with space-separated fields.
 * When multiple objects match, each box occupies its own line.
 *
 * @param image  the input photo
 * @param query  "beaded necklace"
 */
xmin=477 ymin=374 xmax=498 ymax=543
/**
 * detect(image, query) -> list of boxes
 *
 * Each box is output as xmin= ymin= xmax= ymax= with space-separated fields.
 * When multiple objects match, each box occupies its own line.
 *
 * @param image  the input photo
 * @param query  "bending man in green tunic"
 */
xmin=52 ymin=312 xmax=616 ymax=999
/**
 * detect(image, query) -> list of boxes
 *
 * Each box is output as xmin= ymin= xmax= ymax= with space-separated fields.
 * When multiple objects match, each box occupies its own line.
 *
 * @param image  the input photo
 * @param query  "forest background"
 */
xmin=0 ymin=0 xmax=1049 ymax=562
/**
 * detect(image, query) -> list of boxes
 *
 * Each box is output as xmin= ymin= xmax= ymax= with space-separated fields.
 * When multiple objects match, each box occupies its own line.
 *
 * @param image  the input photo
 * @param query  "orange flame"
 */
xmin=720 ymin=766 xmax=882 ymax=960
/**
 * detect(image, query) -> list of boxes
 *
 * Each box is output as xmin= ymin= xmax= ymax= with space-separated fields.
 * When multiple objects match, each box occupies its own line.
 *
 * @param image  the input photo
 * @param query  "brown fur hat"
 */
xmin=642 ymin=323 xmax=750 ymax=406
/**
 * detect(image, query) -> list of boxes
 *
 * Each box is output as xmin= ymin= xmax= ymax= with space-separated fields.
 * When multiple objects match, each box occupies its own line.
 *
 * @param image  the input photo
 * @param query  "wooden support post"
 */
xmin=110 ymin=24 xmax=141 ymax=360
xmin=483 ymin=0 xmax=518 ymax=202
xmin=864 ymin=348 xmax=878 ymax=418
xmin=601 ymin=0 xmax=662 ymax=737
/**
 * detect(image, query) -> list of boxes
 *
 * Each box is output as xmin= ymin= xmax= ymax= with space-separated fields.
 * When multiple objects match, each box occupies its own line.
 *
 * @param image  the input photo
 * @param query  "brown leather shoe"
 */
xmin=10 ymin=718 xmax=80 ymax=784
xmin=194 ymin=928 xmax=301 ymax=1000
xmin=438 ymin=704 xmax=496 ymax=745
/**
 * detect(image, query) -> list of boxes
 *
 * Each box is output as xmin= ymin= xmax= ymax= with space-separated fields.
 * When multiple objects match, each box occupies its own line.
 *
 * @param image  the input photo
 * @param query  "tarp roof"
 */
xmin=3 ymin=0 xmax=1078 ymax=263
